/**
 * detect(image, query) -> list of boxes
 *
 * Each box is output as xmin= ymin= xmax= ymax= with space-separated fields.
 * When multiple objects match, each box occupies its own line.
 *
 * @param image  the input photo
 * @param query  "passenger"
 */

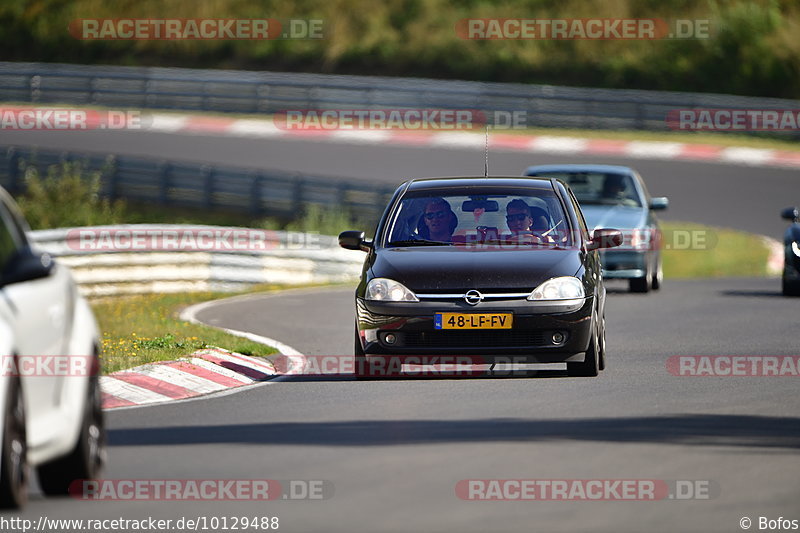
xmin=506 ymin=199 xmax=554 ymax=244
xmin=418 ymin=198 xmax=458 ymax=242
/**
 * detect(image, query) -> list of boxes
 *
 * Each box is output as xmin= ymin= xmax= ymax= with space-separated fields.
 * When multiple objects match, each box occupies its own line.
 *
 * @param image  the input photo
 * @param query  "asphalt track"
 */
xmin=2 ymin=127 xmax=799 ymax=532
xmin=10 ymin=279 xmax=800 ymax=533
xmin=1 ymin=128 xmax=798 ymax=237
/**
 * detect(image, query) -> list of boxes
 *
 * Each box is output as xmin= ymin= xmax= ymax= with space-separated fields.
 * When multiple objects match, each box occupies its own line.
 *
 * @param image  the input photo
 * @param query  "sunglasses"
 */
xmin=506 ymin=213 xmax=530 ymax=222
xmin=424 ymin=210 xmax=449 ymax=220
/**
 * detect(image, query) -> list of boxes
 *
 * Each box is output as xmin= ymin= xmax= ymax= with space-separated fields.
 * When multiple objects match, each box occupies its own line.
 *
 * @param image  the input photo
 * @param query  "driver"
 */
xmin=419 ymin=197 xmax=458 ymax=242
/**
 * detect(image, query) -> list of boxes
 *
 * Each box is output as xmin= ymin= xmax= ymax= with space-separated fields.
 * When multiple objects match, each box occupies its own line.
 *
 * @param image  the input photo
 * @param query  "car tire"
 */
xmin=783 ymin=277 xmax=800 ymax=296
xmin=37 ymin=374 xmax=106 ymax=496
xmin=0 ymin=374 xmax=28 ymax=509
xmin=598 ymin=313 xmax=607 ymax=372
xmin=650 ymin=258 xmax=662 ymax=291
xmin=629 ymin=275 xmax=650 ymax=293
xmin=567 ymin=314 xmax=600 ymax=377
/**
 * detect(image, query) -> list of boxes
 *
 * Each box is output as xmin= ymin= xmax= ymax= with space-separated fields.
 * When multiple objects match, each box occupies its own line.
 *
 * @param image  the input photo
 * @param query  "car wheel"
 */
xmin=598 ymin=313 xmax=607 ymax=371
xmin=629 ymin=275 xmax=650 ymax=293
xmin=0 ymin=374 xmax=28 ymax=509
xmin=783 ymin=277 xmax=800 ymax=297
xmin=650 ymin=258 xmax=662 ymax=291
xmin=567 ymin=313 xmax=600 ymax=377
xmin=37 ymin=374 xmax=106 ymax=496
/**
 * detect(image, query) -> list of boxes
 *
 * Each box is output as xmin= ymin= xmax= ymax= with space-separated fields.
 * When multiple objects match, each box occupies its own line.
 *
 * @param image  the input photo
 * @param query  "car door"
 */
xmin=0 ymin=195 xmax=71 ymax=452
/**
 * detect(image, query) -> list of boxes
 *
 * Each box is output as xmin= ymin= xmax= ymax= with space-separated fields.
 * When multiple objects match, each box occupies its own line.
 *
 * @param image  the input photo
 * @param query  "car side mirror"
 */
xmin=781 ymin=207 xmax=798 ymax=222
xmin=338 ymin=230 xmax=372 ymax=252
xmin=649 ymin=197 xmax=669 ymax=210
xmin=0 ymin=248 xmax=54 ymax=288
xmin=587 ymin=229 xmax=623 ymax=251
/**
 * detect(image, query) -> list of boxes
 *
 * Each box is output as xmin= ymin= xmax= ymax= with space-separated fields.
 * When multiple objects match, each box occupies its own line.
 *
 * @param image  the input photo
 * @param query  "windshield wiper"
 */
xmin=387 ymin=239 xmax=453 ymax=247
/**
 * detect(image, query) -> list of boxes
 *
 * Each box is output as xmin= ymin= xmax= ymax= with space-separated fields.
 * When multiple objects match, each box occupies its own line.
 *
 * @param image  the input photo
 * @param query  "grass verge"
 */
xmin=661 ymin=221 xmax=771 ymax=278
xmin=93 ymin=287 xmax=290 ymax=374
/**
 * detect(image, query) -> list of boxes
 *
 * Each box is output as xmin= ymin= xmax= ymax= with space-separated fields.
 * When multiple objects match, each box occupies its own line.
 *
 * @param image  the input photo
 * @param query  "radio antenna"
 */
xmin=484 ymin=123 xmax=489 ymax=177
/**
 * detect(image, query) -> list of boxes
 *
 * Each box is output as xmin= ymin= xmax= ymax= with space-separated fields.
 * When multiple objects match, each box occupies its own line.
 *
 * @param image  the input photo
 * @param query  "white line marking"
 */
xmin=180 ymin=296 xmax=303 ymax=356
xmin=100 ymin=376 xmax=173 ymax=405
xmin=135 ymin=364 xmax=228 ymax=393
xmin=720 ymin=147 xmax=775 ymax=165
xmin=188 ymin=357 xmax=255 ymax=383
xmin=145 ymin=114 xmax=190 ymax=132
xmin=624 ymin=141 xmax=685 ymax=159
xmin=528 ymin=136 xmax=589 ymax=153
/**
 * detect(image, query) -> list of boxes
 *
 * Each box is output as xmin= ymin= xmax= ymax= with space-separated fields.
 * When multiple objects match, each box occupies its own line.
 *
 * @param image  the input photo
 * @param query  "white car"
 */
xmin=0 ymin=186 xmax=105 ymax=508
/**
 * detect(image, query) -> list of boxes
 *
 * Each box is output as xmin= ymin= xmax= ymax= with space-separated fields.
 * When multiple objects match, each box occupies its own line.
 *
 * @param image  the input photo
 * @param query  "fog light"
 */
xmin=384 ymin=333 xmax=397 ymax=345
xmin=552 ymin=332 xmax=565 ymax=344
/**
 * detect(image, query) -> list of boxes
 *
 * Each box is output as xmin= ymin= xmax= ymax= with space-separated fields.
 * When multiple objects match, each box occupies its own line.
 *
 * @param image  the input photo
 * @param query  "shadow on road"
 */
xmin=272 ymin=369 xmax=569 ymax=382
xmin=109 ymin=414 xmax=800 ymax=450
xmin=720 ymin=289 xmax=784 ymax=298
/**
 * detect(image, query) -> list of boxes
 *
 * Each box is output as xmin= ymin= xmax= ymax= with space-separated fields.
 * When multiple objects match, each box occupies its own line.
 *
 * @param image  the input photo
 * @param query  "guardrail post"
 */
xmin=202 ymin=165 xmax=215 ymax=209
xmin=6 ymin=148 xmax=20 ymax=194
xmin=29 ymin=75 xmax=40 ymax=103
xmin=336 ymin=181 xmax=348 ymax=211
xmin=250 ymin=173 xmax=263 ymax=215
xmin=104 ymin=155 xmax=118 ymax=200
xmin=634 ymin=102 xmax=645 ymax=130
xmin=292 ymin=176 xmax=305 ymax=216
xmin=157 ymin=162 xmax=170 ymax=205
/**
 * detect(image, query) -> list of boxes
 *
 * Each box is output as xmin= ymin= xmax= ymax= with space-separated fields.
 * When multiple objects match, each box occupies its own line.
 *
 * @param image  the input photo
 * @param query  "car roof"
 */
xmin=525 ymin=164 xmax=635 ymax=175
xmin=405 ymin=176 xmax=555 ymax=191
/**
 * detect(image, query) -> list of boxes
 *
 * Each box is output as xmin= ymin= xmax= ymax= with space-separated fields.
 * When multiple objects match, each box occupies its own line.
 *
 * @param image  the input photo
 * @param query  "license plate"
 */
xmin=434 ymin=313 xmax=513 ymax=330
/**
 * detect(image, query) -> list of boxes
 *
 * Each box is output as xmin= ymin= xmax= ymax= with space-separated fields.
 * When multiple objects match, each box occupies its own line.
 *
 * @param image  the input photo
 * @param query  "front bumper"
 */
xmin=600 ymin=250 xmax=649 ymax=279
xmin=356 ymin=296 xmax=594 ymax=363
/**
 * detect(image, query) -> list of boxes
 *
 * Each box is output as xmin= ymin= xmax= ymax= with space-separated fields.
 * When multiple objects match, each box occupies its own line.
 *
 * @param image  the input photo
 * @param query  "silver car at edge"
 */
xmin=0 ymin=185 xmax=105 ymax=508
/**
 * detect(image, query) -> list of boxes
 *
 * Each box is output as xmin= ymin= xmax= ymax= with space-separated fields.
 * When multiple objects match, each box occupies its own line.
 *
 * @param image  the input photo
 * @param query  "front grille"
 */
xmin=402 ymin=330 xmax=547 ymax=348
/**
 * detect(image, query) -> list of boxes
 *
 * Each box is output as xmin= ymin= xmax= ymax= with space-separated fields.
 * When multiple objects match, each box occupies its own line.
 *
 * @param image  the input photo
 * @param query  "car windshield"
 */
xmin=531 ymin=172 xmax=642 ymax=207
xmin=384 ymin=187 xmax=573 ymax=247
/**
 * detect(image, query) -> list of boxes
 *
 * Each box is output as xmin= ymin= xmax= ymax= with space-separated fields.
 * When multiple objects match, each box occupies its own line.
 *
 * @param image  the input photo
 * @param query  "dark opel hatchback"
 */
xmin=339 ymin=177 xmax=623 ymax=377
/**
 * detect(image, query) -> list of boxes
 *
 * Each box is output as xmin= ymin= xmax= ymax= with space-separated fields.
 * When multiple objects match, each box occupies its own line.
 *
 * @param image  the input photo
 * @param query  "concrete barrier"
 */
xmin=29 ymin=224 xmax=364 ymax=296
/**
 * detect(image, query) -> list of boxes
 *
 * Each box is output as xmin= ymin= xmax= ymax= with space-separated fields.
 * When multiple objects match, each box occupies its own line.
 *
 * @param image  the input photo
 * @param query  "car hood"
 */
xmin=370 ymin=247 xmax=584 ymax=292
xmin=580 ymin=205 xmax=648 ymax=231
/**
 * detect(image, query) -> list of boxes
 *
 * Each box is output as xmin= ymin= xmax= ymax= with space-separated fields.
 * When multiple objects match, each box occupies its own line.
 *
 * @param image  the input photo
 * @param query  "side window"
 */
xmin=567 ymin=189 xmax=590 ymax=241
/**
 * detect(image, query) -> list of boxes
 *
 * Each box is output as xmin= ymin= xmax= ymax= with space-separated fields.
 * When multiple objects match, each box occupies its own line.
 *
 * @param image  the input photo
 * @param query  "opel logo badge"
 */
xmin=464 ymin=290 xmax=483 ymax=306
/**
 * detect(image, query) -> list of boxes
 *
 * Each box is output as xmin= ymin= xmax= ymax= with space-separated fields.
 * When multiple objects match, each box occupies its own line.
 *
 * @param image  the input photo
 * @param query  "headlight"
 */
xmin=365 ymin=278 xmax=419 ymax=302
xmin=528 ymin=276 xmax=585 ymax=301
xmin=792 ymin=242 xmax=800 ymax=258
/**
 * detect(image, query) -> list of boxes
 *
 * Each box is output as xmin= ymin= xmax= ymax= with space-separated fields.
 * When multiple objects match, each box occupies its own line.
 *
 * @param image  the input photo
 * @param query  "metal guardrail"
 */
xmin=1 ymin=61 xmax=799 ymax=133
xmin=1 ymin=145 xmax=395 ymax=222
xmin=30 ymin=225 xmax=364 ymax=296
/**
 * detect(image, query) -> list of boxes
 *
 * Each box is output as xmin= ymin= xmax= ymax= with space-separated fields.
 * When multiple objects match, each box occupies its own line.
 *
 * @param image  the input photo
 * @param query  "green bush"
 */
xmin=2 ymin=0 xmax=799 ymax=97
xmin=281 ymin=203 xmax=368 ymax=237
xmin=16 ymin=160 xmax=126 ymax=229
